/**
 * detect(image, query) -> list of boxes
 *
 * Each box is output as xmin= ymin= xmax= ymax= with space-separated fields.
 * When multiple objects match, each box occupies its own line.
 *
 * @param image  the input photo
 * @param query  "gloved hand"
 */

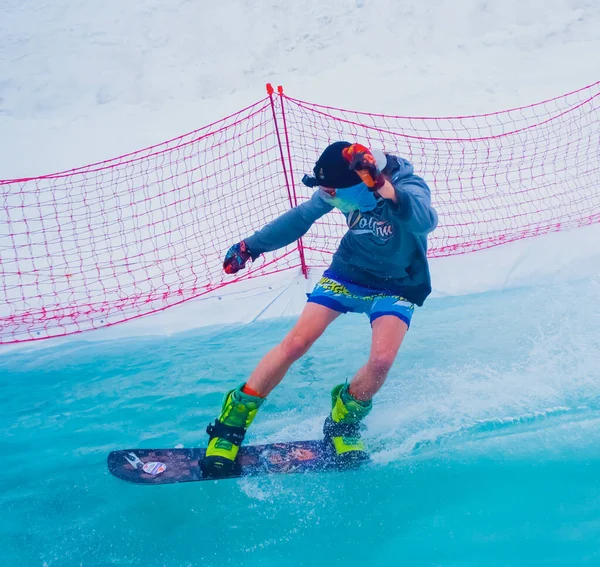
xmin=342 ymin=143 xmax=386 ymax=190
xmin=223 ymin=241 xmax=252 ymax=274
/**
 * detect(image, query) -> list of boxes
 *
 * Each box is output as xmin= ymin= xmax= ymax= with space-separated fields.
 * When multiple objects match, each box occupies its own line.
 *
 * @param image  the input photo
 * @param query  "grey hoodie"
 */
xmin=245 ymin=155 xmax=438 ymax=306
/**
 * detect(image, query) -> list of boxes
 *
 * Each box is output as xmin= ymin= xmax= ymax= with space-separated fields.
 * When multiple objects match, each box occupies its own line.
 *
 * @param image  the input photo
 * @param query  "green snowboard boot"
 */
xmin=201 ymin=384 xmax=265 ymax=478
xmin=323 ymin=383 xmax=372 ymax=467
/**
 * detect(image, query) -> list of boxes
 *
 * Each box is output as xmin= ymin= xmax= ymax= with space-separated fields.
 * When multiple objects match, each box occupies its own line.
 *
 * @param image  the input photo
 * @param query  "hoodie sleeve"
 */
xmin=391 ymin=174 xmax=438 ymax=235
xmin=244 ymin=190 xmax=334 ymax=258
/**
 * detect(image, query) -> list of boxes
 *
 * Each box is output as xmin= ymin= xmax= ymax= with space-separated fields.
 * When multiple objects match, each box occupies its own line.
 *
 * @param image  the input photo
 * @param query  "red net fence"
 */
xmin=1 ymin=82 xmax=600 ymax=344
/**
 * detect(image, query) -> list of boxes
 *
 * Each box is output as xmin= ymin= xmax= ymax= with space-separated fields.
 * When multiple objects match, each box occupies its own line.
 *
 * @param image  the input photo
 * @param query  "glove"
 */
xmin=223 ymin=241 xmax=252 ymax=274
xmin=342 ymin=143 xmax=386 ymax=190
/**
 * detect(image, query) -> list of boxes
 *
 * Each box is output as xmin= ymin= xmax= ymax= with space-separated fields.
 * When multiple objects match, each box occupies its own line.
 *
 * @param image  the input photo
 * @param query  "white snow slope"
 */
xmin=2 ymin=0 xmax=600 ymax=178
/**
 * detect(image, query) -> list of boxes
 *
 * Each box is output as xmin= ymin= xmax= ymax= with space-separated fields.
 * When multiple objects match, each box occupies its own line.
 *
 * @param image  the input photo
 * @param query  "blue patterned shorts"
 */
xmin=307 ymin=275 xmax=415 ymax=328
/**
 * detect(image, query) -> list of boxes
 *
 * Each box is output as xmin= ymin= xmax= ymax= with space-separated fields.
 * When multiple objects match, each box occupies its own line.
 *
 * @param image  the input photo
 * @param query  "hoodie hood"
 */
xmin=383 ymin=154 xmax=415 ymax=181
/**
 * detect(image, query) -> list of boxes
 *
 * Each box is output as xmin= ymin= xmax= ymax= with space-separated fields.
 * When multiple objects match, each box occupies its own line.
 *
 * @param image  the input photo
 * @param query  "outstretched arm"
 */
xmin=244 ymin=191 xmax=333 ymax=258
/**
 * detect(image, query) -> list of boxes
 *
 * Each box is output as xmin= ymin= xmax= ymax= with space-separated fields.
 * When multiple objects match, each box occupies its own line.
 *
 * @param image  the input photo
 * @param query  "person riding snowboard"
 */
xmin=201 ymin=141 xmax=438 ymax=478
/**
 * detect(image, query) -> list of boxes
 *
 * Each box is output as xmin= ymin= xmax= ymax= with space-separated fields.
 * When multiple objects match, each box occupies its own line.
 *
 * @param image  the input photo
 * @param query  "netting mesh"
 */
xmin=2 ymin=83 xmax=599 ymax=343
xmin=283 ymin=83 xmax=600 ymax=265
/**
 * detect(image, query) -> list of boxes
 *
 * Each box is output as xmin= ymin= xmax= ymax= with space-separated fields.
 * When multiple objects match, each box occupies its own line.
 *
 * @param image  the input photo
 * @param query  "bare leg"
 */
xmin=348 ymin=316 xmax=408 ymax=401
xmin=245 ymin=302 xmax=341 ymax=396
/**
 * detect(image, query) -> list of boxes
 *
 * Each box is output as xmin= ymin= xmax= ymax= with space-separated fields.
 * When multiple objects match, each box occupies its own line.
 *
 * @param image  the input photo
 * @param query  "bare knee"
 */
xmin=280 ymin=331 xmax=316 ymax=361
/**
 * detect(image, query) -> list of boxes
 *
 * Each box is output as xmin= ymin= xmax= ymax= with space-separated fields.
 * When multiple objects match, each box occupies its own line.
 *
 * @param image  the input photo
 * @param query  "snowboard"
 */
xmin=107 ymin=440 xmax=350 ymax=484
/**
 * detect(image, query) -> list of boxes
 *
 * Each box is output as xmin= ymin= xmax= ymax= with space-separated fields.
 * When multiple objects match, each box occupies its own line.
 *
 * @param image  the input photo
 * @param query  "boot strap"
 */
xmin=206 ymin=419 xmax=246 ymax=445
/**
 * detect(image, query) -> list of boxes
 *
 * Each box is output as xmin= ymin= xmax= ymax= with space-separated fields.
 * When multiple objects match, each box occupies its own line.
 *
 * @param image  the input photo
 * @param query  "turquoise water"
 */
xmin=2 ymin=277 xmax=600 ymax=566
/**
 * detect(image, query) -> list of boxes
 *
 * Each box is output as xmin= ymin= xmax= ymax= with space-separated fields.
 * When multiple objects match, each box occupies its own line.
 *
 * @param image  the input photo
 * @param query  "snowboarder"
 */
xmin=201 ymin=141 xmax=438 ymax=477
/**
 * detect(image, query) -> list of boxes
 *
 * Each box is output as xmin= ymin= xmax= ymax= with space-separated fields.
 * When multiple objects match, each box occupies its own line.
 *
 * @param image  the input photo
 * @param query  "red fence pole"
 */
xmin=266 ymin=83 xmax=309 ymax=278
xmin=277 ymin=85 xmax=308 ymax=278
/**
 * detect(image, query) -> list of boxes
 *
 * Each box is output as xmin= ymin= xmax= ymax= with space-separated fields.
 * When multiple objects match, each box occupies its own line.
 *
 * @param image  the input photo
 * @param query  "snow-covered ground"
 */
xmin=2 ymin=0 xmax=600 ymax=178
xmin=1 ymin=0 xmax=600 ymax=344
